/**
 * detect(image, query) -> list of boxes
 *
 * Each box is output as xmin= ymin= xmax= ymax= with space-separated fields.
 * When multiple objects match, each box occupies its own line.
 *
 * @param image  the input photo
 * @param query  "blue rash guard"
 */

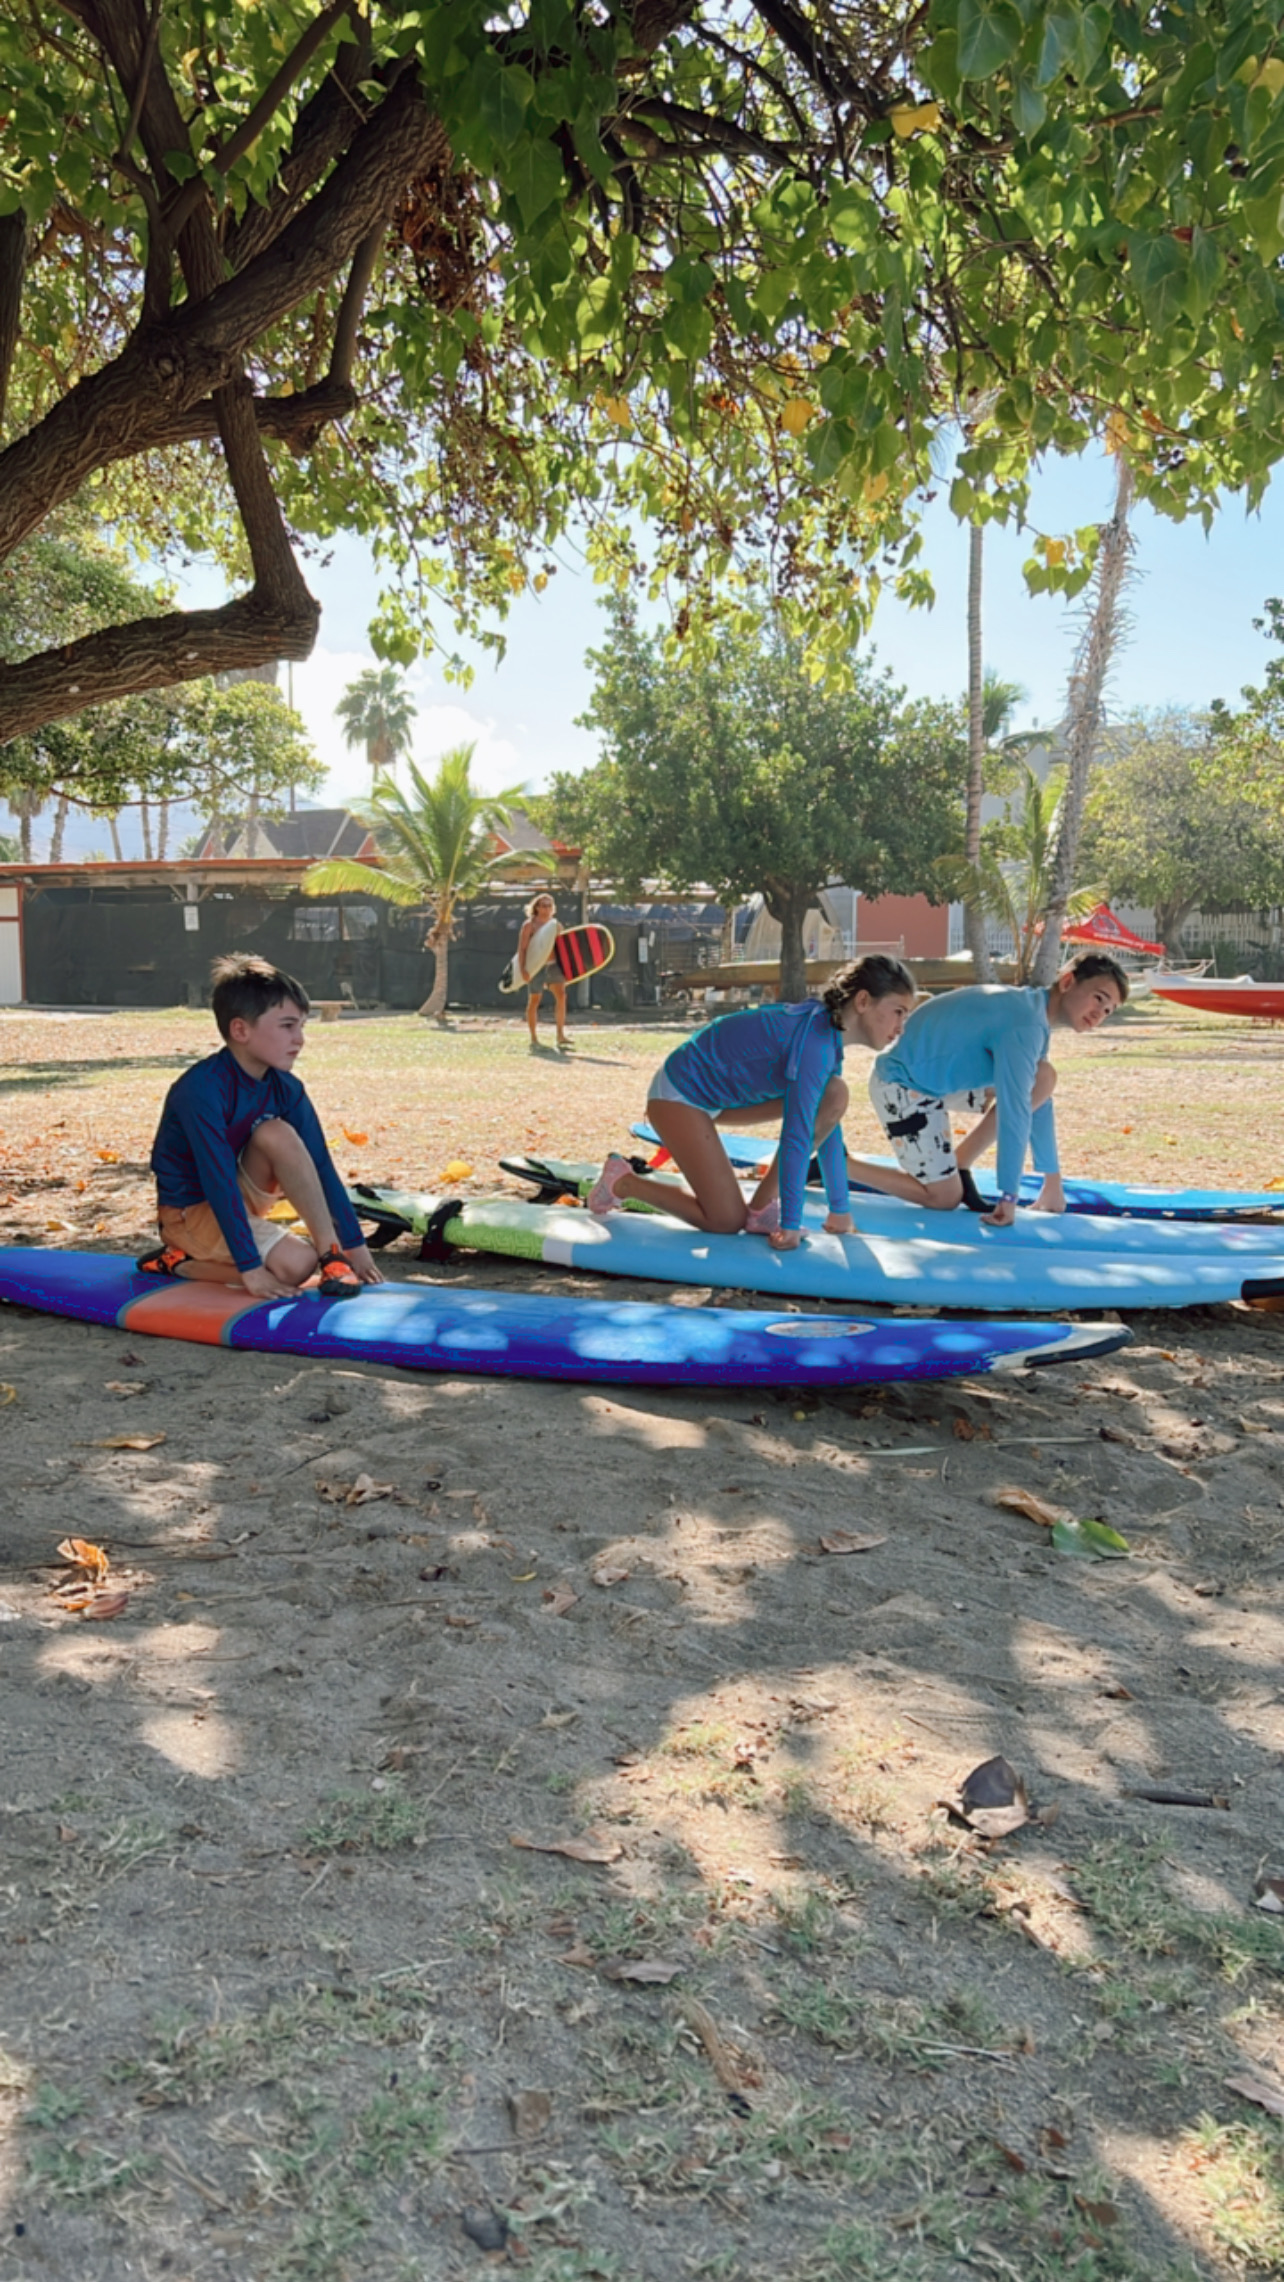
xmin=874 ymin=983 xmax=1057 ymax=1200
xmin=151 ymin=1046 xmax=364 ymax=1273
xmin=663 ymin=1000 xmax=849 ymax=1232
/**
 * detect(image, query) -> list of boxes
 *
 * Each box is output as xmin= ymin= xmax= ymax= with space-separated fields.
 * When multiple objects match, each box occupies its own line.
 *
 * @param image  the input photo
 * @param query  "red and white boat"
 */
xmin=1151 ymin=974 xmax=1284 ymax=1020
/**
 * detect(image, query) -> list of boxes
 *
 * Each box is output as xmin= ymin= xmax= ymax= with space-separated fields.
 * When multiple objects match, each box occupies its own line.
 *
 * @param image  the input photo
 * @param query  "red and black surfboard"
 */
xmin=553 ymin=924 xmax=615 ymax=983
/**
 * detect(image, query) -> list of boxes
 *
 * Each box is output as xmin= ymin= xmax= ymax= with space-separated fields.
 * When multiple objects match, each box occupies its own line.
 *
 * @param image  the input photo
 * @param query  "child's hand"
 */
xmin=981 ymin=1198 xmax=1017 ymax=1229
xmin=345 ymin=1243 xmax=384 ymax=1285
xmin=768 ymin=1226 xmax=804 ymax=1251
xmin=241 ymin=1263 xmax=293 ymax=1298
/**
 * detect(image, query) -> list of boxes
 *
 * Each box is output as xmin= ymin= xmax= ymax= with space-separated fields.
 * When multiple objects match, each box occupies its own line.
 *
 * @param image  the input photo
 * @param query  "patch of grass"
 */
xmin=23 ymin=2080 xmax=87 ymax=2129
xmin=769 ymin=1887 xmax=836 ymax=1956
xmin=25 ymin=2138 xmax=152 ymax=2203
xmin=110 ymin=1979 xmax=440 ymax=2105
xmin=1074 ymin=1836 xmax=1284 ymax=1979
xmin=350 ymin=2080 xmax=445 ymax=2178
xmin=301 ymin=1783 xmax=431 ymax=1853
xmin=90 ymin=1816 xmax=172 ymax=1879
xmin=262 ymin=2184 xmax=371 ymax=2281
xmin=1185 ymin=2115 xmax=1284 ymax=2270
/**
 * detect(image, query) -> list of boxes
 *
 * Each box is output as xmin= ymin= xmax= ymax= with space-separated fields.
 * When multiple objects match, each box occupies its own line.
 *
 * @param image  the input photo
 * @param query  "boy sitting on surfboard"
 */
xmin=851 ymin=953 xmax=1128 ymax=1227
xmin=137 ymin=954 xmax=383 ymax=1298
xmin=516 ymin=890 xmax=569 ymax=1052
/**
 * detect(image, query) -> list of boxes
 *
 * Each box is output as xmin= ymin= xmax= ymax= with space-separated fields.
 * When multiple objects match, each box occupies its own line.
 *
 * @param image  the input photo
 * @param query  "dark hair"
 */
xmin=1066 ymin=951 xmax=1130 ymax=1003
xmin=822 ymin=952 xmax=917 ymax=1025
xmin=210 ymin=953 xmax=310 ymax=1039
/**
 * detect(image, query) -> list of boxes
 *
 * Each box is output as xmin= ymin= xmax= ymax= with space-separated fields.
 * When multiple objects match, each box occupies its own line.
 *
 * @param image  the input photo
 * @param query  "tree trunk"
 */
xmin=418 ymin=907 xmax=451 ymax=1022
xmin=245 ymin=784 xmax=260 ymax=859
xmin=1156 ymin=899 xmax=1195 ymax=957
xmin=108 ymin=812 xmax=123 ymax=860
xmin=157 ymin=797 xmax=171 ymax=862
xmin=140 ymin=799 xmax=154 ymax=860
xmin=774 ymin=893 xmax=810 ymax=1004
xmin=1032 ymin=454 xmax=1135 ymax=986
xmin=964 ymin=520 xmax=995 ymax=983
xmin=18 ymin=794 xmax=32 ymax=862
xmin=49 ymin=794 xmax=69 ymax=862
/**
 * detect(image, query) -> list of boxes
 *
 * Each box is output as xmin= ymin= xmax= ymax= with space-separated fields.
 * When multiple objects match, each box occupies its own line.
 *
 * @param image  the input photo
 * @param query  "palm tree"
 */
xmin=940 ymin=760 xmax=1098 ymax=983
xmin=335 ymin=665 xmax=417 ymax=786
xmin=302 ymin=744 xmax=525 ymax=1023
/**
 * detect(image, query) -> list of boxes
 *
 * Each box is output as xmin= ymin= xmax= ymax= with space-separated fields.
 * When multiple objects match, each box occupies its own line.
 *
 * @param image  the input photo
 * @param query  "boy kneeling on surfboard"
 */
xmin=851 ymin=953 xmax=1128 ymax=1227
xmin=137 ymin=954 xmax=383 ymax=1299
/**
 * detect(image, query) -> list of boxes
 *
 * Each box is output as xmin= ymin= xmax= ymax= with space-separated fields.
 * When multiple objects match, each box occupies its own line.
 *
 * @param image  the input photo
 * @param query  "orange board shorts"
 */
xmin=158 ymin=1164 xmax=295 ymax=1267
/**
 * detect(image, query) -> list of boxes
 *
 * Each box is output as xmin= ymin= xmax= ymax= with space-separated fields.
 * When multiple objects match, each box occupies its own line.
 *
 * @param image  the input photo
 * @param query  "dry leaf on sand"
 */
xmin=506 ymin=2089 xmax=551 ymax=2140
xmin=946 ymin=1755 xmax=1031 ymax=1839
xmin=818 ymin=1530 xmax=887 ymax=1555
xmin=1225 ymin=2070 xmax=1284 ymax=2118
xmin=541 ymin=1584 xmax=579 ymax=1617
xmin=93 ymin=1434 xmax=166 ymax=1452
xmin=600 ymin=1957 xmax=684 ymax=1984
xmin=57 ymin=1537 xmax=110 ymax=1582
xmin=80 ymin=1592 xmax=131 ymax=1622
xmin=104 ymin=1381 xmax=146 ymax=1396
xmin=993 ymin=1486 xmax=1069 ymax=1528
xmin=591 ymin=1563 xmax=630 ymax=1588
xmin=510 ymin=1832 xmax=623 ymax=1864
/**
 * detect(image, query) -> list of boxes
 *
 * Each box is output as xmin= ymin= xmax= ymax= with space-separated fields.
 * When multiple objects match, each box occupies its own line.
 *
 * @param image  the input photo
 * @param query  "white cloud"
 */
xmin=288 ymin=647 xmax=530 ymax=807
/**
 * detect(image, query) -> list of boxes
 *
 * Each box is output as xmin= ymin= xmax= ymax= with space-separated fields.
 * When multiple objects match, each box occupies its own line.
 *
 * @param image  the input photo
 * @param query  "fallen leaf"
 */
xmin=1099 ymin=1683 xmax=1134 ymax=1700
xmin=93 ymin=1434 xmax=165 ymax=1451
xmin=1226 ymin=2071 xmax=1284 ymax=2117
xmin=512 ymin=1568 xmax=538 ymax=1582
xmin=1252 ymin=1875 xmax=1284 ymax=1914
xmin=818 ymin=1530 xmax=888 ymax=1555
xmin=442 ymin=1158 xmax=475 ymax=1181
xmin=538 ymin=1710 xmax=579 ymax=1729
xmin=953 ymin=1755 xmax=1030 ymax=1839
xmin=541 ymin=1585 xmax=579 ymax=1617
xmin=507 ymin=2088 xmax=551 ymax=2140
xmin=342 ymin=1128 xmax=369 ymax=1146
xmin=591 ymin=1564 xmax=630 ymax=1588
xmin=993 ymin=1486 xmax=1068 ymax=1528
xmin=56 ymin=1536 xmax=110 ymax=1581
xmin=346 ymin=1473 xmax=395 ymax=1506
xmin=104 ymin=1380 xmax=146 ymax=1396
xmin=81 ymin=1591 xmax=131 ymax=1621
xmin=0 ymin=1382 xmax=15 ymax=1405
xmin=444 ymin=1613 xmax=479 ymax=1630
xmin=95 ymin=1147 xmax=120 ymax=1163
xmin=1051 ymin=1517 xmax=1130 ymax=1560
xmin=600 ymin=1957 xmax=683 ymax=1984
xmin=1075 ymin=2195 xmax=1120 ymax=2228
xmin=510 ymin=1832 xmax=623 ymax=1864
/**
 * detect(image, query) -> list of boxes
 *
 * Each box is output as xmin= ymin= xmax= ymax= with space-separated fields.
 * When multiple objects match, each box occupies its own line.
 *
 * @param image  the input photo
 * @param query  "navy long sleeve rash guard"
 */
xmin=150 ymin=1046 xmax=363 ymax=1272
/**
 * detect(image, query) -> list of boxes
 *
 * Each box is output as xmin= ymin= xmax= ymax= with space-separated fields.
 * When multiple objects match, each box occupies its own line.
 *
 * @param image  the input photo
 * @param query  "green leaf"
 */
xmin=1035 ymin=2 xmax=1079 ymax=84
xmin=1243 ymin=184 xmax=1284 ymax=262
xmin=1128 ymin=233 xmax=1189 ymax=330
xmin=1011 ymin=74 xmax=1048 ymax=134
xmin=505 ymin=136 xmax=564 ymax=228
xmin=1051 ymin=1517 xmax=1131 ymax=1559
xmin=957 ymin=0 xmax=1023 ymax=78
xmin=1188 ymin=224 xmax=1225 ymax=315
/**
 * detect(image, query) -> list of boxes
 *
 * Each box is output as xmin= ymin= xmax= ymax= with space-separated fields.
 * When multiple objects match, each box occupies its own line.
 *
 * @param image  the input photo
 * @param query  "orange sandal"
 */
xmin=136 ymin=1242 xmax=190 ymax=1277
xmin=316 ymin=1246 xmax=362 ymax=1299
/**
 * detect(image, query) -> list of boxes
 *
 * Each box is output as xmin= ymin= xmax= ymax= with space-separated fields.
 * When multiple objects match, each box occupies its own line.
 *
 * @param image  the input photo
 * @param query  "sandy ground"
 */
xmin=2 ymin=1005 xmax=1284 ymax=2281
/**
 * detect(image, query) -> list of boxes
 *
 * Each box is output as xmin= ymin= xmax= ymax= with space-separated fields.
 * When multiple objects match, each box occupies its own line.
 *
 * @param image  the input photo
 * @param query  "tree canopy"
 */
xmin=1081 ymin=707 xmax=1284 ymax=949
xmin=7 ymin=0 xmax=1284 ymax=742
xmin=548 ymin=598 xmax=966 ymax=997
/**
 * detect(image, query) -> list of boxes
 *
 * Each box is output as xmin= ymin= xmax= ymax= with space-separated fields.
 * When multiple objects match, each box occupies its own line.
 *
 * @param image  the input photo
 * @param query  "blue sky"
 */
xmin=36 ymin=438 xmax=1284 ymax=856
xmin=264 ymin=439 xmax=1284 ymax=807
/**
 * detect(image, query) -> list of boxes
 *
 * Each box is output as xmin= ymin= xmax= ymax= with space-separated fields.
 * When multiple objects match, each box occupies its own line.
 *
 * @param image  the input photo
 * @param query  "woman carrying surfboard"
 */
xmin=588 ymin=955 xmax=917 ymax=1251
xmin=515 ymin=891 xmax=569 ymax=1052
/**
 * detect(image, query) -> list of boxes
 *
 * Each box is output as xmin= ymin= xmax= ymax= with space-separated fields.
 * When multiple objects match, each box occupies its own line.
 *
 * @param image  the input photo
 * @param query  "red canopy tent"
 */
xmin=1062 ymin=903 xmax=1165 ymax=958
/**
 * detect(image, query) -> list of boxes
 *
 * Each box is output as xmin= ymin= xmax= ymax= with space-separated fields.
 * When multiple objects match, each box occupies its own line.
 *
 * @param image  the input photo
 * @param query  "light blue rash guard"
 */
xmin=151 ymin=1046 xmax=364 ymax=1272
xmin=873 ymin=983 xmax=1057 ymax=1200
xmin=663 ymin=1000 xmax=849 ymax=1232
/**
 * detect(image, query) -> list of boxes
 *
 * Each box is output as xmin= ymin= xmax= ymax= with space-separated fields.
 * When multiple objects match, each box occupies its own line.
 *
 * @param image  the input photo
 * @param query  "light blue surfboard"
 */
xmin=632 ymin=1122 xmax=1284 ymax=1222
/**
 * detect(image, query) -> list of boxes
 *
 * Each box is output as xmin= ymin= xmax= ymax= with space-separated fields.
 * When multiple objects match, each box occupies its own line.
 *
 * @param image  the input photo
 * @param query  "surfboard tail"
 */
xmin=990 ymin=1322 xmax=1132 ymax=1371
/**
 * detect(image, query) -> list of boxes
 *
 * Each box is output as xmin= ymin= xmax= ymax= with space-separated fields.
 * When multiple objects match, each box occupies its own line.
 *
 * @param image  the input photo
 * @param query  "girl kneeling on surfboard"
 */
xmin=588 ymin=955 xmax=916 ymax=1252
xmin=517 ymin=891 xmax=570 ymax=1052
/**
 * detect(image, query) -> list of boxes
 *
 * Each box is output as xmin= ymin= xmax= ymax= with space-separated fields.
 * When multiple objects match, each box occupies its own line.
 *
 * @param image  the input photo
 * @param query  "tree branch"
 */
xmin=0 ymin=210 xmax=26 ymax=439
xmin=330 ymin=221 xmax=384 ymax=385
xmin=0 ymin=591 xmax=318 ymax=744
xmin=0 ymin=71 xmax=443 ymax=559
xmin=167 ymin=0 xmax=355 ymax=240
